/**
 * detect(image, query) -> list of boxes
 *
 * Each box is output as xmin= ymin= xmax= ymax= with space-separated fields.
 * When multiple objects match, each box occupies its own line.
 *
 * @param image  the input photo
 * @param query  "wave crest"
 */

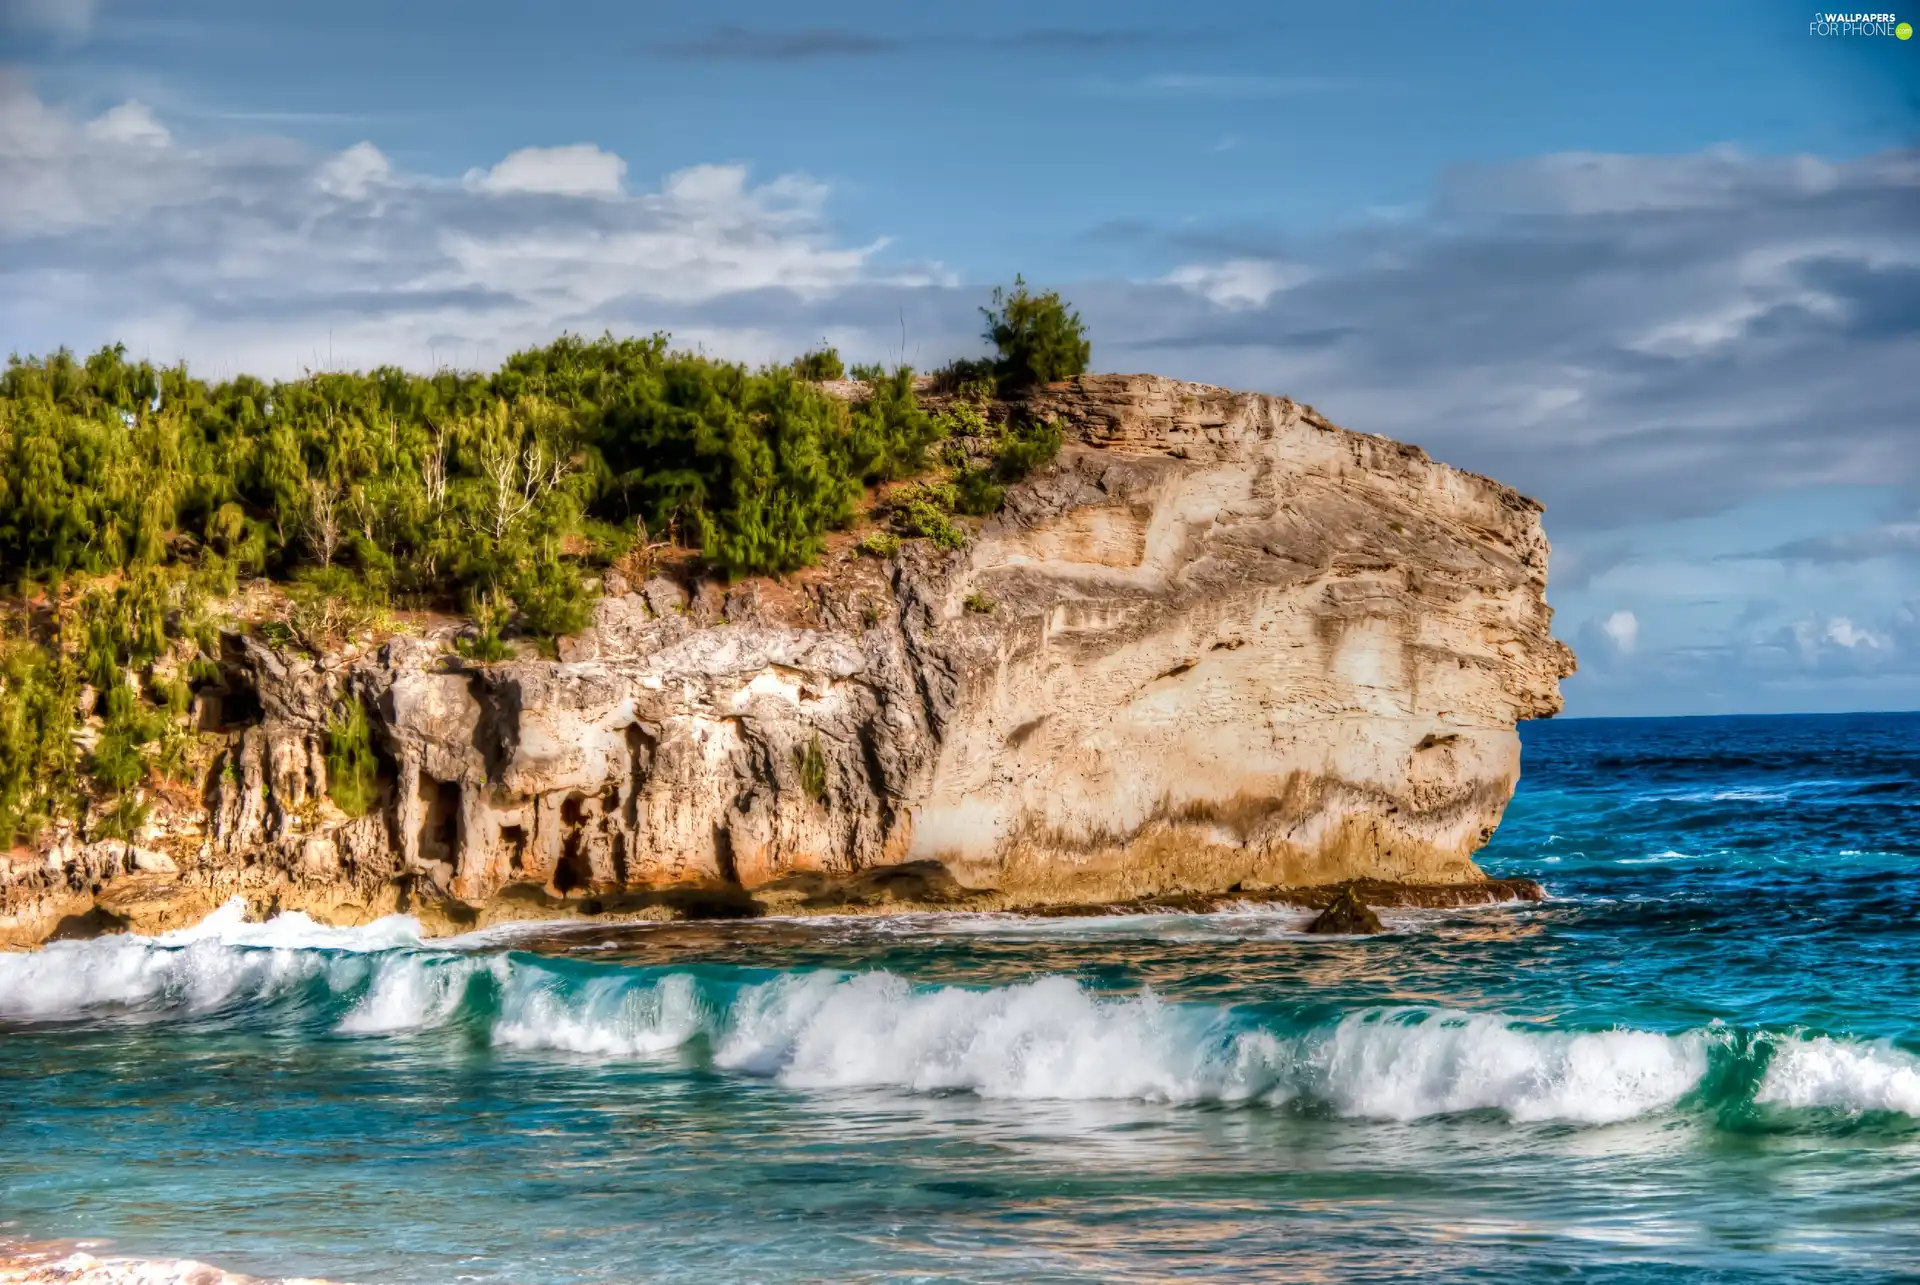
xmin=1756 ymin=1035 xmax=1920 ymax=1115
xmin=5 ymin=903 xmax=1909 ymax=1127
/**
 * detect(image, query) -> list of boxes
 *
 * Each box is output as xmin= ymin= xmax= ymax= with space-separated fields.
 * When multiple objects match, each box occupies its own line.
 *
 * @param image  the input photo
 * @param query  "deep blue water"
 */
xmin=3 ymin=711 xmax=1918 ymax=1283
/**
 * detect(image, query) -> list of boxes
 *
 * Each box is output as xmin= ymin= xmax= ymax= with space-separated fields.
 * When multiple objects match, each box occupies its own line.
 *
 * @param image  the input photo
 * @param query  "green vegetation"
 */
xmin=0 ymin=334 xmax=955 ymax=613
xmin=888 ymin=482 xmax=968 ymax=551
xmin=790 ymin=345 xmax=846 ymax=381
xmin=0 ymin=571 xmax=222 ymax=845
xmin=794 ymin=732 xmax=829 ymax=803
xmin=0 ymin=635 xmax=79 ymax=847
xmin=981 ymin=275 xmax=1091 ymax=391
xmin=324 ymin=700 xmax=379 ymax=817
xmin=963 ymin=590 xmax=995 ymax=615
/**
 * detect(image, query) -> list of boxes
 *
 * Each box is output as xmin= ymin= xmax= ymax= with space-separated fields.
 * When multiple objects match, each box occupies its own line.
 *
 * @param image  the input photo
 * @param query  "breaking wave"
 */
xmin=2 ymin=904 xmax=1912 ymax=1126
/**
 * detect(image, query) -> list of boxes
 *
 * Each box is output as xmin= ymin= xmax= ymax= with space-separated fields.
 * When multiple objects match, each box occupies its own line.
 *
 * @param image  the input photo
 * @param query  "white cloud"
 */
xmin=1601 ymin=610 xmax=1639 ymax=652
xmin=315 ymin=141 xmax=393 ymax=200
xmin=1823 ymin=617 xmax=1888 ymax=650
xmin=0 ymin=85 xmax=942 ymax=375
xmin=81 ymin=100 xmax=170 ymax=147
xmin=467 ymin=144 xmax=626 ymax=198
xmin=1164 ymin=258 xmax=1306 ymax=310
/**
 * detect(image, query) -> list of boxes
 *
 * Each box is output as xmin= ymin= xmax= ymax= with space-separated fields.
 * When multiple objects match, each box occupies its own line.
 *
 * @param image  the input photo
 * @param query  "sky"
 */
xmin=2 ymin=0 xmax=1917 ymax=717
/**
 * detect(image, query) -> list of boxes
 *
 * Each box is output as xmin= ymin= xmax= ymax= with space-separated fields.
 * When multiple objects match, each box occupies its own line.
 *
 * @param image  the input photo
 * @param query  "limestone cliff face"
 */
xmin=0 ymin=375 xmax=1574 ymax=944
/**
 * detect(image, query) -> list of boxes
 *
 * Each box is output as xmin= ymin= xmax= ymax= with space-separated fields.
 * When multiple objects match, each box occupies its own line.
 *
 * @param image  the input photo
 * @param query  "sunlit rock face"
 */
xmin=0 ymin=375 xmax=1573 ymax=944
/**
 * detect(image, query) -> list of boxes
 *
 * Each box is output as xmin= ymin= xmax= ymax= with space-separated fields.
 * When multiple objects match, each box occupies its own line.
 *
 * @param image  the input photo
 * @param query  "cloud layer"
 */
xmin=0 ymin=78 xmax=940 ymax=374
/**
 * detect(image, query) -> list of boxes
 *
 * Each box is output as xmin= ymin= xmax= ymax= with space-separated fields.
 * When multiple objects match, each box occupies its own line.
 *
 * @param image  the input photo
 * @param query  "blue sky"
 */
xmin=3 ymin=0 xmax=1917 ymax=716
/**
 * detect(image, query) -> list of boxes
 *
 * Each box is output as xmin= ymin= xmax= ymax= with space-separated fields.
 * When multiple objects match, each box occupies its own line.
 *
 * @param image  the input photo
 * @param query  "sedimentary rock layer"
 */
xmin=0 ymin=375 xmax=1574 ymax=945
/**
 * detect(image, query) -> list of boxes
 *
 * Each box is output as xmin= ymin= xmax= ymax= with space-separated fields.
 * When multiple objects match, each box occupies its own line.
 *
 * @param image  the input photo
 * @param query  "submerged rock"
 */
xmin=1306 ymin=886 xmax=1386 ymax=935
xmin=0 ymin=374 xmax=1574 ymax=945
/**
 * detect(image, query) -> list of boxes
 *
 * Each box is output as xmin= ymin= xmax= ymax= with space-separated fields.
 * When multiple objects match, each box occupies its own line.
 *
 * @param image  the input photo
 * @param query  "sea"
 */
xmin=2 ymin=711 xmax=1917 ymax=1284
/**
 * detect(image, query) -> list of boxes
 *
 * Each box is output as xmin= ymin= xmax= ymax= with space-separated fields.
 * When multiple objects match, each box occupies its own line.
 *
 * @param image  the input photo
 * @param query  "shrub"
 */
xmin=929 ymin=358 xmax=997 ymax=399
xmin=794 ymin=732 xmax=828 ymax=803
xmin=324 ymin=700 xmax=379 ymax=817
xmin=457 ymin=589 xmax=515 ymax=662
xmin=856 ymin=531 xmax=901 ymax=559
xmin=791 ymin=345 xmax=846 ymax=381
xmin=993 ymin=417 xmax=1064 ymax=481
xmin=981 ymin=276 xmax=1090 ymax=391
xmin=87 ymin=726 xmax=146 ymax=792
xmin=0 ymin=640 xmax=80 ymax=845
xmin=963 ymin=591 xmax=994 ymax=614
xmin=508 ymin=555 xmax=593 ymax=642
xmin=898 ymin=500 xmax=965 ymax=550
xmin=952 ymin=465 xmax=1004 ymax=516
xmin=889 ymin=481 xmax=967 ymax=550
xmin=90 ymin=793 xmax=150 ymax=842
xmin=849 ymin=366 xmax=944 ymax=483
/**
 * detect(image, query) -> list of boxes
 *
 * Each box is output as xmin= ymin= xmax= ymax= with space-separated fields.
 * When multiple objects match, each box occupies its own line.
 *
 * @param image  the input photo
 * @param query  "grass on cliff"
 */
xmin=325 ymin=700 xmax=380 ymax=818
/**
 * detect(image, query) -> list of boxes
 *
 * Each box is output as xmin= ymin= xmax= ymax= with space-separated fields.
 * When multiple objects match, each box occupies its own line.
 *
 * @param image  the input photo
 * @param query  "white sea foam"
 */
xmin=714 ymin=971 xmax=1283 ymax=1102
xmin=13 ymin=901 xmax=1882 ymax=1126
xmin=0 ymin=898 xmax=429 ymax=1022
xmin=0 ymin=932 xmax=335 ymax=1020
xmin=1755 ymin=1035 xmax=1920 ymax=1115
xmin=153 ymin=897 xmax=428 ymax=951
xmin=336 ymin=956 xmax=495 ymax=1034
xmin=492 ymin=969 xmax=709 ymax=1056
xmin=485 ymin=966 xmax=1707 ymax=1122
xmin=1298 ymin=1009 xmax=1707 ymax=1123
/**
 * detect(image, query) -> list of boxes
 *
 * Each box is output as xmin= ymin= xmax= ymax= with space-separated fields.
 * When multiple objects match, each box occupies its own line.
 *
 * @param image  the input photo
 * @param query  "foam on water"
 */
xmin=154 ymin=898 xmax=429 ymax=951
xmin=1755 ymin=1035 xmax=1920 ymax=1115
xmin=2 ymin=899 xmax=1910 ymax=1127
xmin=0 ymin=898 xmax=430 ymax=1022
xmin=484 ymin=962 xmax=1709 ymax=1122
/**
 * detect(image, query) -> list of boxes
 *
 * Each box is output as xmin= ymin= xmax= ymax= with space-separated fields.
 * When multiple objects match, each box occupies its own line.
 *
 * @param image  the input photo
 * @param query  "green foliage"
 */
xmin=930 ymin=358 xmax=997 ymax=400
xmin=790 ymin=345 xmax=846 ymax=381
xmin=991 ymin=417 xmax=1064 ymax=482
xmin=855 ymin=531 xmax=901 ymax=559
xmin=508 ymin=555 xmax=593 ymax=643
xmin=981 ymin=276 xmax=1090 ymax=391
xmin=0 ymin=639 xmax=80 ymax=846
xmin=891 ymin=482 xmax=967 ymax=551
xmin=324 ymin=700 xmax=379 ymax=818
xmin=794 ymin=732 xmax=828 ymax=803
xmin=951 ymin=466 xmax=1004 ymax=516
xmin=0 ymin=335 xmax=914 ymax=613
xmin=963 ymin=590 xmax=995 ymax=614
xmin=87 ymin=725 xmax=146 ymax=793
xmin=848 ymin=367 xmax=945 ymax=483
xmin=91 ymin=793 xmax=150 ymax=842
xmin=457 ymin=590 xmax=515 ymax=662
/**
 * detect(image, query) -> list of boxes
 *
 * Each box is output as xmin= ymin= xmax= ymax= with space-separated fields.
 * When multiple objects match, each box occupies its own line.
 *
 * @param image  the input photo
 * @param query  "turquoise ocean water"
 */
xmin=2 ymin=712 xmax=1917 ymax=1283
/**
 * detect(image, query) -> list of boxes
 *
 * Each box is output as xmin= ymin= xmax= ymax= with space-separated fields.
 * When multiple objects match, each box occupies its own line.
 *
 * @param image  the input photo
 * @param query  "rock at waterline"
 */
xmin=1307 ymin=887 xmax=1384 ymax=935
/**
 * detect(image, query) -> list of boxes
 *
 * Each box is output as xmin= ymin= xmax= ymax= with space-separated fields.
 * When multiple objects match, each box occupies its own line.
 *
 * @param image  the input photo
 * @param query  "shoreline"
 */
xmin=5 ymin=868 xmax=1546 ymax=950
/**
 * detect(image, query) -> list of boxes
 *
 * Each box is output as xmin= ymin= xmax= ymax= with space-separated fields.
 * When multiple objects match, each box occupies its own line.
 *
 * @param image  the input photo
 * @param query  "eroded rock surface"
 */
xmin=0 ymin=375 xmax=1574 ymax=945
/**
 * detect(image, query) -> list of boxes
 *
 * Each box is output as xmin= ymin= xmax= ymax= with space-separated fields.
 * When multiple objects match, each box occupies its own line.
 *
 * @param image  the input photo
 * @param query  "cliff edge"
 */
xmin=0 ymin=374 xmax=1575 ymax=944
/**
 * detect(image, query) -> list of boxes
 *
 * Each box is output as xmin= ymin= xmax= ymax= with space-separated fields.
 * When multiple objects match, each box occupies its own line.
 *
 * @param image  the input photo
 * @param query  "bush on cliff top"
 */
xmin=981 ymin=275 xmax=1090 ymax=391
xmin=0 ymin=279 xmax=1083 ymax=614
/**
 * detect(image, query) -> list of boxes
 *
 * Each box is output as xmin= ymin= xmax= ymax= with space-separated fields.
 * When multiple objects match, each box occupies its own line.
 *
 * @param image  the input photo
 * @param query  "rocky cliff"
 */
xmin=0 ymin=374 xmax=1575 ymax=945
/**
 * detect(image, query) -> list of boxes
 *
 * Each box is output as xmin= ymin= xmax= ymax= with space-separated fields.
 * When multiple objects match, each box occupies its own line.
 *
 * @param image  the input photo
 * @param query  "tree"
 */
xmin=980 ymin=275 xmax=1090 ymax=391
